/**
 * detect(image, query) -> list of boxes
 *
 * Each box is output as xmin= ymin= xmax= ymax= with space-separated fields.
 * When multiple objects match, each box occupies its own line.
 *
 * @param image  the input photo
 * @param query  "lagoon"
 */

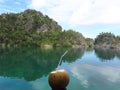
xmin=0 ymin=47 xmax=120 ymax=90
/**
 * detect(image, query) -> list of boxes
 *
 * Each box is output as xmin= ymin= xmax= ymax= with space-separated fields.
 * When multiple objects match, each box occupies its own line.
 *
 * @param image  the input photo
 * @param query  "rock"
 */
xmin=37 ymin=24 xmax=50 ymax=33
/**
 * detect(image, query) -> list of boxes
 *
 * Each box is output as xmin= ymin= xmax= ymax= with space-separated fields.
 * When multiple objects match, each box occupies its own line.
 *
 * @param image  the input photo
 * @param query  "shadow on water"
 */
xmin=52 ymin=88 xmax=67 ymax=90
xmin=85 ymin=47 xmax=94 ymax=52
xmin=63 ymin=48 xmax=85 ymax=63
xmin=94 ymin=48 xmax=120 ymax=61
xmin=115 ymin=50 xmax=120 ymax=59
xmin=0 ymin=47 xmax=85 ymax=81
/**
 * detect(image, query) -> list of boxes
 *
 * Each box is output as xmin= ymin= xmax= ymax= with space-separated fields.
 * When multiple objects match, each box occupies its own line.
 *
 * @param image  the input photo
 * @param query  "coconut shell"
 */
xmin=48 ymin=69 xmax=69 ymax=89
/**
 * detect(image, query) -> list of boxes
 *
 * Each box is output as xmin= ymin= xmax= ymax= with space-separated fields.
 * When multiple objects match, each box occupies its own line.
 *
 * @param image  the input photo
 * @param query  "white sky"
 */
xmin=29 ymin=0 xmax=120 ymax=26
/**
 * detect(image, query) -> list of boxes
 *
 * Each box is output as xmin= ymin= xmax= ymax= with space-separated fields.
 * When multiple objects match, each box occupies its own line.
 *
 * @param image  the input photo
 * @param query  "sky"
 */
xmin=0 ymin=0 xmax=120 ymax=38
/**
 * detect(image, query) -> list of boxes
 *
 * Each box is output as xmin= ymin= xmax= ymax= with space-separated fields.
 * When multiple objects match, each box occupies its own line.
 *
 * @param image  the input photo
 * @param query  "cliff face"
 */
xmin=0 ymin=9 xmax=62 ymax=33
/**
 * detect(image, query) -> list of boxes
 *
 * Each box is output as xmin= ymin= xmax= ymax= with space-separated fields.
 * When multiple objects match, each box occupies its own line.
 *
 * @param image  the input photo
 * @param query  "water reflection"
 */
xmin=0 ymin=47 xmax=120 ymax=90
xmin=70 ymin=63 xmax=120 ymax=90
xmin=115 ymin=51 xmax=120 ymax=59
xmin=94 ymin=48 xmax=115 ymax=61
xmin=0 ymin=47 xmax=84 ymax=81
xmin=63 ymin=48 xmax=85 ymax=63
xmin=85 ymin=47 xmax=94 ymax=52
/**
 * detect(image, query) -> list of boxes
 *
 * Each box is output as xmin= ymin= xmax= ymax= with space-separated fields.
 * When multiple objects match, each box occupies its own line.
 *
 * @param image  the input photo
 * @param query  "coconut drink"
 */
xmin=48 ymin=51 xmax=69 ymax=90
xmin=48 ymin=69 xmax=69 ymax=90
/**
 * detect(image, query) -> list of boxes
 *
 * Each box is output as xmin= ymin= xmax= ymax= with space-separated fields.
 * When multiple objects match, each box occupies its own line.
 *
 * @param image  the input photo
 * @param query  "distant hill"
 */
xmin=0 ymin=9 xmax=62 ymax=33
xmin=94 ymin=32 xmax=120 ymax=50
xmin=0 ymin=9 xmax=93 ymax=48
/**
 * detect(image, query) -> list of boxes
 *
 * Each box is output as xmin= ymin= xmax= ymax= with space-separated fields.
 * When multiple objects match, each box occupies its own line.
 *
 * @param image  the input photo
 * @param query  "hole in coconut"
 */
xmin=51 ymin=71 xmax=57 ymax=73
xmin=57 ymin=69 xmax=65 ymax=72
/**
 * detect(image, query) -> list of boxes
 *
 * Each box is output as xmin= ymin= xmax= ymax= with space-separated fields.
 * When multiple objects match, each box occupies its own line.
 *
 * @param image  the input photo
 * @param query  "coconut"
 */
xmin=48 ymin=69 xmax=69 ymax=89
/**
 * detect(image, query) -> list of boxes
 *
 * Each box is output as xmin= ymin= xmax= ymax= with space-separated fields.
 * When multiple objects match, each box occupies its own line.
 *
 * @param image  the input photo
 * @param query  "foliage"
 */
xmin=95 ymin=32 xmax=120 ymax=45
xmin=0 ymin=9 xmax=62 ymax=32
xmin=85 ymin=38 xmax=94 ymax=47
xmin=0 ymin=9 xmax=91 ymax=47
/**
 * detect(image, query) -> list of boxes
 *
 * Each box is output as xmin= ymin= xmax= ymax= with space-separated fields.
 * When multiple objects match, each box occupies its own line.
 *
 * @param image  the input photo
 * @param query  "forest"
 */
xmin=0 ymin=9 xmax=93 ymax=48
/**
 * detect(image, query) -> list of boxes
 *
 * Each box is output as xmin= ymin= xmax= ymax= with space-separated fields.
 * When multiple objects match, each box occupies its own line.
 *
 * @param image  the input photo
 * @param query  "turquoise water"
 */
xmin=0 ymin=47 xmax=120 ymax=90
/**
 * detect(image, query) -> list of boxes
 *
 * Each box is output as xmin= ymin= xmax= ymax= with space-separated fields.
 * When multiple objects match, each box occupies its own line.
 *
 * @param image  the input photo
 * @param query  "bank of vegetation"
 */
xmin=1 ymin=9 xmax=119 ymax=49
xmin=0 ymin=9 xmax=93 ymax=48
xmin=94 ymin=32 xmax=120 ymax=50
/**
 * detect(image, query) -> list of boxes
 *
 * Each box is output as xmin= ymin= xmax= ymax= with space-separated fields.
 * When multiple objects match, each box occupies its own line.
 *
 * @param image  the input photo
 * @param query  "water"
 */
xmin=0 ymin=47 xmax=120 ymax=90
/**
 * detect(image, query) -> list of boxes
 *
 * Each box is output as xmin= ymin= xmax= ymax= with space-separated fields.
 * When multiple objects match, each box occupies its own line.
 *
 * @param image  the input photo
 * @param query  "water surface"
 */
xmin=0 ymin=47 xmax=120 ymax=90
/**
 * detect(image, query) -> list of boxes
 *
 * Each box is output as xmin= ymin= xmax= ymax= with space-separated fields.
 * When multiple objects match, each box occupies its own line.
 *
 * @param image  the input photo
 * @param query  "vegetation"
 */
xmin=0 ymin=9 xmax=90 ymax=47
xmin=95 ymin=32 xmax=120 ymax=50
xmin=1 ymin=9 xmax=120 ymax=49
xmin=0 ymin=9 xmax=62 ymax=32
xmin=85 ymin=38 xmax=94 ymax=48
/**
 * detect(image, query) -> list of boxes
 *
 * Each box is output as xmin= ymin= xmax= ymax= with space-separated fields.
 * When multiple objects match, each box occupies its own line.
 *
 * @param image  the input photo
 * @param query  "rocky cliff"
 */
xmin=0 ymin=9 xmax=62 ymax=33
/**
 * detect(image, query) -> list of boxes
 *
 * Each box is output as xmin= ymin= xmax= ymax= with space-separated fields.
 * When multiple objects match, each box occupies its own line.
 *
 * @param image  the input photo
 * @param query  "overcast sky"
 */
xmin=0 ymin=0 xmax=120 ymax=38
